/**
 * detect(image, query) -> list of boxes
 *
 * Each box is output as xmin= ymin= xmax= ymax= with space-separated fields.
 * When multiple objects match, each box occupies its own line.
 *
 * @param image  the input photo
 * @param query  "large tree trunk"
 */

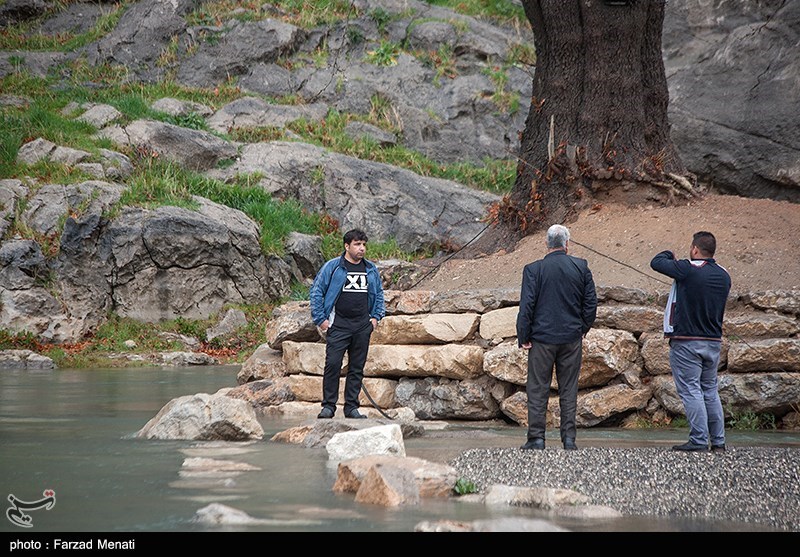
xmin=492 ymin=0 xmax=694 ymax=240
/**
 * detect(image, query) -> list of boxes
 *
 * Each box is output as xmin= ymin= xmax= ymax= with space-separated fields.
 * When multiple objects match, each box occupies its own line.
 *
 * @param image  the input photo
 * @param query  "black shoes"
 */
xmin=672 ymin=441 xmax=709 ymax=452
xmin=318 ymin=407 xmax=368 ymax=419
xmin=711 ymin=444 xmax=726 ymax=452
xmin=520 ymin=437 xmax=578 ymax=450
xmin=520 ymin=438 xmax=545 ymax=450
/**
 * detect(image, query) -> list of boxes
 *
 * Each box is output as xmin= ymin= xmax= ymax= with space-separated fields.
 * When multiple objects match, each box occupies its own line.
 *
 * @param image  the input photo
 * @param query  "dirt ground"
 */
xmin=413 ymin=194 xmax=800 ymax=296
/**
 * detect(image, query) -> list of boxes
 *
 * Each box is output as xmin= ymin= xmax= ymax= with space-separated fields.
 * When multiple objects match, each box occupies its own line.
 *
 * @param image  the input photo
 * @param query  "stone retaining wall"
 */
xmin=236 ymin=287 xmax=800 ymax=429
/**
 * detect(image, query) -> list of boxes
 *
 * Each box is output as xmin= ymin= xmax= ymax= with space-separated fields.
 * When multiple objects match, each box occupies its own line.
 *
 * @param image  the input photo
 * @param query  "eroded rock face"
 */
xmin=664 ymin=0 xmax=800 ymax=202
xmin=95 ymin=200 xmax=292 ymax=323
xmin=206 ymin=141 xmax=500 ymax=253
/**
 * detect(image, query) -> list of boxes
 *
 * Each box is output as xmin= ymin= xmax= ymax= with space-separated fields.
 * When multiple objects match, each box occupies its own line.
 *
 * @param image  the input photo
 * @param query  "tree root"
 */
xmin=649 ymin=172 xmax=698 ymax=202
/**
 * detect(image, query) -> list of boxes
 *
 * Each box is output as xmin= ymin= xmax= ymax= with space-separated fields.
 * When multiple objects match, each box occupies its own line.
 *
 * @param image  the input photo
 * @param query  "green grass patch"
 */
xmin=422 ymin=0 xmax=526 ymax=27
xmin=118 ymin=153 xmax=328 ymax=255
xmin=0 ymin=69 xmax=235 ymax=180
xmin=204 ymin=303 xmax=276 ymax=360
xmin=187 ymin=0 xmax=360 ymax=28
xmin=319 ymin=233 xmax=426 ymax=262
xmin=482 ymin=64 xmax=521 ymax=114
xmin=225 ymin=107 xmax=514 ymax=195
xmin=91 ymin=314 xmax=183 ymax=353
xmin=414 ymin=44 xmax=458 ymax=86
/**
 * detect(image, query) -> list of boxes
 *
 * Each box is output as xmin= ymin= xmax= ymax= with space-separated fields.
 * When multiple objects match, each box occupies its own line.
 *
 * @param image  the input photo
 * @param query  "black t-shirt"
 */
xmin=333 ymin=259 xmax=369 ymax=330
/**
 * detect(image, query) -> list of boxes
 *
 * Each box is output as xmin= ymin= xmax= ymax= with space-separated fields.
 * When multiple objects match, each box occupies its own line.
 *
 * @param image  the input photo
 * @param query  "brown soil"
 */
xmin=413 ymin=194 xmax=800 ymax=296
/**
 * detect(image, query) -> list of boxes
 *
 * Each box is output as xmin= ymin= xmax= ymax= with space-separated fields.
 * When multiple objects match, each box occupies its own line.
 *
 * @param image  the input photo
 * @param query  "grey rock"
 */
xmin=136 ymin=393 xmax=263 ymax=440
xmin=0 ymin=51 xmax=66 ymax=79
xmin=177 ymin=19 xmax=306 ymax=88
xmin=151 ymin=97 xmax=213 ymax=117
xmin=343 ymin=121 xmax=397 ymax=147
xmin=0 ymin=349 xmax=55 ymax=370
xmin=84 ymin=0 xmax=197 ymax=82
xmin=206 ymin=96 xmax=328 ymax=133
xmin=34 ymin=1 xmax=106 ymax=35
xmin=206 ymin=308 xmax=248 ymax=342
xmin=665 ymin=0 xmax=800 ymax=201
xmin=96 ymin=119 xmax=237 ymax=171
xmin=284 ymin=232 xmax=324 ymax=278
xmin=75 ymin=103 xmax=123 ymax=128
xmin=16 ymin=137 xmax=56 ymax=165
xmin=0 ymin=0 xmax=48 ymax=27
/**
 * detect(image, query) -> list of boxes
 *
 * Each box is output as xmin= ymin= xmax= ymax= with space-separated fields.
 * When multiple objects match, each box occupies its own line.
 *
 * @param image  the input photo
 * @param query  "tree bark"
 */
xmin=493 ymin=0 xmax=692 ymax=241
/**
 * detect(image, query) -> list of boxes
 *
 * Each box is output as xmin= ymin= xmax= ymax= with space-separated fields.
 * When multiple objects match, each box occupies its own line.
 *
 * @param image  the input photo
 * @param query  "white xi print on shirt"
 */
xmin=343 ymin=272 xmax=368 ymax=292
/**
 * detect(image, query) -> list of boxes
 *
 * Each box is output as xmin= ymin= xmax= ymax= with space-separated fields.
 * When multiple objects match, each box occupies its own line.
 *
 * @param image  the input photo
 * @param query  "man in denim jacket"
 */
xmin=310 ymin=229 xmax=385 ymax=419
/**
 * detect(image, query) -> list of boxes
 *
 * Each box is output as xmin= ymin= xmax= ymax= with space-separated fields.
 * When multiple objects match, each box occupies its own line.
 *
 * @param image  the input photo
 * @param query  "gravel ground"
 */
xmin=450 ymin=446 xmax=800 ymax=532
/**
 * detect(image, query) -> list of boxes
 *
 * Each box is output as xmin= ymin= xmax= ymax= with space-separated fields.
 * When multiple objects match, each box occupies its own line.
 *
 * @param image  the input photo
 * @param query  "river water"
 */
xmin=2 ymin=365 xmax=799 ymax=534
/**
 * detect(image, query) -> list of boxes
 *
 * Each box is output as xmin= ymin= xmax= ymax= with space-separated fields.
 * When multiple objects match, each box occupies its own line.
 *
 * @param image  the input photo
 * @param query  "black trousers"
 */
xmin=526 ymin=339 xmax=583 ymax=442
xmin=321 ymin=321 xmax=373 ymax=413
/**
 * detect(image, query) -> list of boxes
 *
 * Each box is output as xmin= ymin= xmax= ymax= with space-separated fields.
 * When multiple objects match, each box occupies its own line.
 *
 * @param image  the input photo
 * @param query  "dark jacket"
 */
xmin=650 ymin=250 xmax=731 ymax=340
xmin=516 ymin=250 xmax=597 ymax=346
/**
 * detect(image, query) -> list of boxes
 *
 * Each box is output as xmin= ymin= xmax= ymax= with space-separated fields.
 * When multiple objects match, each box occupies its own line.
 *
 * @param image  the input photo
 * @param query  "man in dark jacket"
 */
xmin=516 ymin=224 xmax=597 ymax=450
xmin=650 ymin=231 xmax=731 ymax=452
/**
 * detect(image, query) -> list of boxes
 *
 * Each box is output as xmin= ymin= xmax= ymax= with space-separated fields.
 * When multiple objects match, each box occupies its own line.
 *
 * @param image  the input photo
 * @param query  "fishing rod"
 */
xmin=360 ymin=382 xmax=393 ymax=420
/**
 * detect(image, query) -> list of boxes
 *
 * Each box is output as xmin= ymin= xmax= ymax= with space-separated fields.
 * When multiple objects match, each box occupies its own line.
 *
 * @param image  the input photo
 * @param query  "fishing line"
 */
xmin=568 ymin=238 xmax=670 ymax=285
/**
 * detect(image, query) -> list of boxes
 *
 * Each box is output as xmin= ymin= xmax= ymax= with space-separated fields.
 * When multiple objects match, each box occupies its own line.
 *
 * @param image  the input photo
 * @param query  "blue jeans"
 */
xmin=669 ymin=339 xmax=725 ymax=447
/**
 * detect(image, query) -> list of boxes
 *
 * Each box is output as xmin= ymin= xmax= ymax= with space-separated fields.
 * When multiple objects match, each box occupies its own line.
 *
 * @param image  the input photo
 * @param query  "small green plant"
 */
xmin=168 ymin=316 xmax=210 ymax=340
xmin=156 ymin=36 xmax=181 ymax=68
xmin=423 ymin=0 xmax=526 ymax=27
xmin=369 ymin=7 xmax=392 ymax=34
xmin=165 ymin=112 xmax=208 ymax=131
xmin=625 ymin=416 xmax=663 ymax=429
xmin=366 ymin=40 xmax=400 ymax=67
xmin=8 ymin=55 xmax=25 ymax=71
xmin=289 ymin=281 xmax=310 ymax=301
xmin=482 ymin=65 xmax=520 ymax=114
xmin=417 ymin=44 xmax=458 ymax=86
xmin=453 ymin=477 xmax=477 ymax=495
xmin=671 ymin=417 xmax=689 ymax=429
xmin=727 ymin=410 xmax=776 ymax=430
xmin=346 ymin=26 xmax=365 ymax=45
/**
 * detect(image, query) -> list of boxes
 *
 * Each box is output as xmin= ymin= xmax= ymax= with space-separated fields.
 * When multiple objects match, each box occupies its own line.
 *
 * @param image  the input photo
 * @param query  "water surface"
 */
xmin=2 ymin=365 xmax=797 ymax=533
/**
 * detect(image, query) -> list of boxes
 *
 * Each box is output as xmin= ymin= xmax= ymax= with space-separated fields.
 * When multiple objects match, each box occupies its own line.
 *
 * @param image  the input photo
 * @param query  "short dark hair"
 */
xmin=344 ymin=229 xmax=368 ymax=245
xmin=692 ymin=231 xmax=716 ymax=257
